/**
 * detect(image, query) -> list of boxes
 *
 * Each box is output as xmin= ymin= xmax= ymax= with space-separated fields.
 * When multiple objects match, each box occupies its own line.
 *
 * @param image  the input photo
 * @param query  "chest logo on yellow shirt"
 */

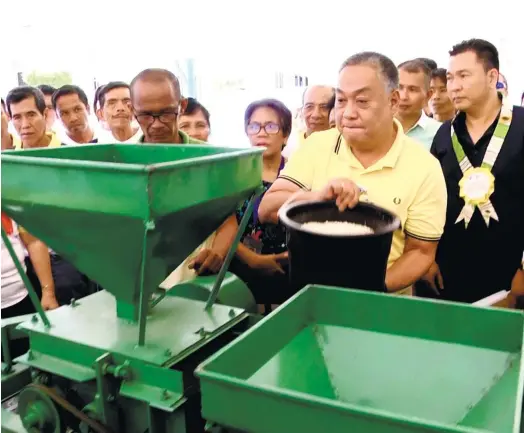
xmin=393 ymin=197 xmax=401 ymax=205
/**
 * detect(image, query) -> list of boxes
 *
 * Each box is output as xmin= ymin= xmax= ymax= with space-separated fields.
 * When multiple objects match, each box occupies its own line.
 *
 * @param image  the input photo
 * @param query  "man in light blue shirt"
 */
xmin=396 ymin=59 xmax=442 ymax=150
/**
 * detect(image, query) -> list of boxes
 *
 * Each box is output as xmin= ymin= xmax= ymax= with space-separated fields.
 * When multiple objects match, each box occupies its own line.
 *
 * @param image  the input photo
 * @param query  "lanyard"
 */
xmin=451 ymin=104 xmax=512 ymax=227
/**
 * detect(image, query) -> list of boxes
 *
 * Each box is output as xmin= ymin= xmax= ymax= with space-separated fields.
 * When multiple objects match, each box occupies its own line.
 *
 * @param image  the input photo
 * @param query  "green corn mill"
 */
xmin=2 ymin=144 xmax=524 ymax=433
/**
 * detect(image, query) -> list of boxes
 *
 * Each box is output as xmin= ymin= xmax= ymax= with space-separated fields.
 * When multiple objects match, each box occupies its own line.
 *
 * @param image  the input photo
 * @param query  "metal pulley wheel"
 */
xmin=18 ymin=385 xmax=65 ymax=433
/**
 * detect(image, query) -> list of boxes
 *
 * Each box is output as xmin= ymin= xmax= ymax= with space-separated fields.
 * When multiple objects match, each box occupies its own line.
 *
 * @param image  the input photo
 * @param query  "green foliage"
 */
xmin=25 ymin=71 xmax=73 ymax=88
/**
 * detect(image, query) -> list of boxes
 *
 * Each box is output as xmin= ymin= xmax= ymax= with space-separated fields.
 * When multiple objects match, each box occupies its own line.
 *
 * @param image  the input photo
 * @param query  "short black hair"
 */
xmin=93 ymin=85 xmax=105 ymax=111
xmin=98 ymin=81 xmax=130 ymax=108
xmin=449 ymin=38 xmax=499 ymax=71
xmin=431 ymin=68 xmax=448 ymax=84
xmin=1 ymin=98 xmax=5 ymax=111
xmin=415 ymin=58 xmax=437 ymax=71
xmin=398 ymin=60 xmax=431 ymax=88
xmin=183 ymin=97 xmax=211 ymax=126
xmin=6 ymin=86 xmax=46 ymax=117
xmin=37 ymin=84 xmax=57 ymax=96
xmin=52 ymin=85 xmax=89 ymax=110
xmin=244 ymin=98 xmax=292 ymax=138
xmin=130 ymin=69 xmax=181 ymax=99
xmin=340 ymin=52 xmax=399 ymax=91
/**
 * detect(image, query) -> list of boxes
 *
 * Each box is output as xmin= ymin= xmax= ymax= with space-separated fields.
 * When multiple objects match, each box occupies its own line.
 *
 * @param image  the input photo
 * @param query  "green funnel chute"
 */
xmin=1 ymin=144 xmax=263 ymax=322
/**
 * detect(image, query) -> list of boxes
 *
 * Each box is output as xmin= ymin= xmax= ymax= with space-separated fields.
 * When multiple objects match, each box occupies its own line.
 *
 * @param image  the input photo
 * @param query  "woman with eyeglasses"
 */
xmin=229 ymin=99 xmax=293 ymax=314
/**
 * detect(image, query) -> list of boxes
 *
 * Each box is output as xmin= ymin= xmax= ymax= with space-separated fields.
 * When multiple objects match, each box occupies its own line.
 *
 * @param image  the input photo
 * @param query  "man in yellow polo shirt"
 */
xmin=5 ymin=86 xmax=61 ymax=150
xmin=259 ymin=52 xmax=447 ymax=294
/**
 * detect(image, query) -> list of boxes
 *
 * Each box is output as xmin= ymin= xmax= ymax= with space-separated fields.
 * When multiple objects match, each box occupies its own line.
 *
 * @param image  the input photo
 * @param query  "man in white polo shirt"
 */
xmin=396 ymin=59 xmax=441 ymax=150
xmin=97 ymin=82 xmax=142 ymax=143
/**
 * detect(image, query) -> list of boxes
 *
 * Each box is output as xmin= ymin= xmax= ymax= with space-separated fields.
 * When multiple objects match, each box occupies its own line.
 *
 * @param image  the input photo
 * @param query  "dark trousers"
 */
xmin=414 ymin=281 xmax=442 ymax=299
xmin=228 ymin=257 xmax=295 ymax=306
xmin=25 ymin=254 xmax=98 ymax=306
xmin=1 ymin=294 xmax=35 ymax=361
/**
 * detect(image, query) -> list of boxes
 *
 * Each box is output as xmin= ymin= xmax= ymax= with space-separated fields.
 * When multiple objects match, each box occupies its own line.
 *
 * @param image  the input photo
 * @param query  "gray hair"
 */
xmin=340 ymin=52 xmax=399 ymax=92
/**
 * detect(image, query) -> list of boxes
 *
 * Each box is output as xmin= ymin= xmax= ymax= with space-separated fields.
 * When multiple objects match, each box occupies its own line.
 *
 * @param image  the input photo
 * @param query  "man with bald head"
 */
xmin=131 ymin=68 xmax=192 ymax=144
xmin=130 ymin=68 xmax=237 ymax=284
xmin=302 ymin=85 xmax=335 ymax=137
xmin=283 ymin=85 xmax=335 ymax=158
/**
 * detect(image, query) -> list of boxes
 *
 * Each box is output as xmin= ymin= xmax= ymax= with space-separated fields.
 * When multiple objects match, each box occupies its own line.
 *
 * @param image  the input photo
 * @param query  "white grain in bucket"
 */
xmin=301 ymin=221 xmax=374 ymax=235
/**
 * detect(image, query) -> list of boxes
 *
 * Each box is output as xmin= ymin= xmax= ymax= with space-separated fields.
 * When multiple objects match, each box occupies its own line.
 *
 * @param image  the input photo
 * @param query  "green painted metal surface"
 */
xmin=1 ymin=364 xmax=32 ymax=400
xmin=167 ymin=273 xmax=257 ymax=313
xmin=1 ymin=144 xmax=263 ymax=322
xmin=17 ymin=291 xmax=249 ymax=368
xmin=1 ymin=407 xmax=26 ymax=433
xmin=0 ymin=144 xmax=266 ymax=432
xmin=197 ymin=285 xmax=524 ymax=433
xmin=6 ymin=291 xmax=250 ymax=428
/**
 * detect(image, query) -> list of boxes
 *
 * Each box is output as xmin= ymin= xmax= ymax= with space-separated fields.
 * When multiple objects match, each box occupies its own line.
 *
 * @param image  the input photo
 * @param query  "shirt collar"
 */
xmin=415 ymin=111 xmax=431 ymax=129
xmin=14 ymin=131 xmax=61 ymax=149
xmin=139 ymin=130 xmax=190 ymax=144
xmin=338 ymin=118 xmax=405 ymax=171
xmin=405 ymin=111 xmax=430 ymax=133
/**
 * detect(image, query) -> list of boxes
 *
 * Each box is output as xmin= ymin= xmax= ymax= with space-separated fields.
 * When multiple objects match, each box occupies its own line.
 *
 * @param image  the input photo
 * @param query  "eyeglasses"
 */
xmin=246 ymin=122 xmax=280 ymax=135
xmin=134 ymin=110 xmax=179 ymax=124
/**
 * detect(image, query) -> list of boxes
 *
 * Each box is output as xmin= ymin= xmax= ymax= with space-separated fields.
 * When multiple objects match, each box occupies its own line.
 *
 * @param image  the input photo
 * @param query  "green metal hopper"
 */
xmin=197 ymin=285 xmax=524 ymax=433
xmin=1 ymin=144 xmax=262 ymax=333
xmin=1 ymin=143 xmax=266 ymax=432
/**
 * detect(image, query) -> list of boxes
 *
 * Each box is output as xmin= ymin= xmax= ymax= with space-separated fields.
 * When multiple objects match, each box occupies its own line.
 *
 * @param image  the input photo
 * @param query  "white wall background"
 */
xmin=2 ymin=0 xmax=522 ymax=146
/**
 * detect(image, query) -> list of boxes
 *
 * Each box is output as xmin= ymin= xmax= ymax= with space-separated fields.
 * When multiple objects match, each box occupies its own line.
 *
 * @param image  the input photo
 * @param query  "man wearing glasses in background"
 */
xmin=130 ymin=68 xmax=238 ymax=284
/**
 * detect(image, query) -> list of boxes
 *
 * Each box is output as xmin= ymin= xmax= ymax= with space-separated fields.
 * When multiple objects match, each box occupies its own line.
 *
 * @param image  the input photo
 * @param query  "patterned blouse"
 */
xmin=236 ymin=180 xmax=287 ymax=256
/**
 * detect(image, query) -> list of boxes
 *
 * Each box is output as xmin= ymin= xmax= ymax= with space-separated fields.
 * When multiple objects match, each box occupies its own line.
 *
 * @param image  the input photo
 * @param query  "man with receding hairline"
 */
xmin=131 ymin=68 xmax=189 ymax=144
xmin=130 ymin=68 xmax=238 ymax=286
xmin=97 ymin=81 xmax=141 ymax=143
xmin=283 ymin=85 xmax=334 ymax=158
xmin=301 ymin=85 xmax=335 ymax=137
xmin=260 ymin=52 xmax=447 ymax=294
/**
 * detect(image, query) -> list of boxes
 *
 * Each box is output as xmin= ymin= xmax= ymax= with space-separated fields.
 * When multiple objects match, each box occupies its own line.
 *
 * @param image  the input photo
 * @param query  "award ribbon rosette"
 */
xmin=451 ymin=104 xmax=512 ymax=228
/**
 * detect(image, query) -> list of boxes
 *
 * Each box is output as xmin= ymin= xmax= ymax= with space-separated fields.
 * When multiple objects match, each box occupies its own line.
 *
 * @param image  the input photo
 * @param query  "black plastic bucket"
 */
xmin=279 ymin=200 xmax=401 ymax=293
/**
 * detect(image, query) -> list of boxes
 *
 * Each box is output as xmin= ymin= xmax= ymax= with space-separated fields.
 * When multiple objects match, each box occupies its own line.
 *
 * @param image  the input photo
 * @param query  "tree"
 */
xmin=25 ymin=71 xmax=73 ymax=88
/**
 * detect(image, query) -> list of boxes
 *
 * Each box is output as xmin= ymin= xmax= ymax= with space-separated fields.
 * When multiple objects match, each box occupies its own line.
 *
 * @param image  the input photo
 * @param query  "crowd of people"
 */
xmin=1 ymin=37 xmax=524 ymax=325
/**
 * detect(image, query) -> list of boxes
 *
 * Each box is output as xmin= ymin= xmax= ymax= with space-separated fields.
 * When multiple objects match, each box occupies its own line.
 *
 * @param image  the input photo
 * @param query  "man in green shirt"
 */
xmin=130 ymin=68 xmax=237 ymax=279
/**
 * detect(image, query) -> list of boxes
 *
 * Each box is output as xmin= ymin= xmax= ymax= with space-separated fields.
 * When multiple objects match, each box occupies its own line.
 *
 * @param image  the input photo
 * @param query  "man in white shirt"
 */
xmin=53 ymin=85 xmax=98 ymax=145
xmin=396 ymin=60 xmax=441 ymax=150
xmin=97 ymin=82 xmax=142 ymax=143
xmin=1 ymin=217 xmax=58 ymax=314
xmin=1 ymin=216 xmax=59 ymax=360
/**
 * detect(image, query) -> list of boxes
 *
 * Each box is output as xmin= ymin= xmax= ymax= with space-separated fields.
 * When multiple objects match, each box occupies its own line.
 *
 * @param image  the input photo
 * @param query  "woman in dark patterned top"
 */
xmin=230 ymin=99 xmax=293 ymax=312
